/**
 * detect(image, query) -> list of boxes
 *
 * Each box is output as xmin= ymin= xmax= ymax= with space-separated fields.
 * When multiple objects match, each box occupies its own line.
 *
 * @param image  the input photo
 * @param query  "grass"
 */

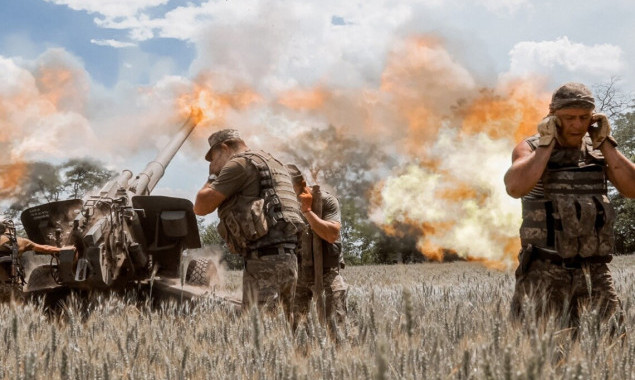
xmin=1 ymin=255 xmax=634 ymax=379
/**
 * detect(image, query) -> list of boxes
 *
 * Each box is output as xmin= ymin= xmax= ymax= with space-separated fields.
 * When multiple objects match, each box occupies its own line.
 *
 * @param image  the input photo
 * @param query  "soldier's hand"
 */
xmin=537 ymin=116 xmax=561 ymax=147
xmin=298 ymin=186 xmax=313 ymax=213
xmin=589 ymin=113 xmax=618 ymax=149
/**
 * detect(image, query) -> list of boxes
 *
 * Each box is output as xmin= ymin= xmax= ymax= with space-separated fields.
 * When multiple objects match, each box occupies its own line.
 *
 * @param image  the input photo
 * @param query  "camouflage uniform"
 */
xmin=209 ymin=137 xmax=304 ymax=317
xmin=293 ymin=192 xmax=348 ymax=324
xmin=510 ymin=134 xmax=622 ymax=327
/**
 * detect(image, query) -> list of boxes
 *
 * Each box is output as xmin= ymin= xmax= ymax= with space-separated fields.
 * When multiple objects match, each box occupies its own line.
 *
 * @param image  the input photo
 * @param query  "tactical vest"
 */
xmin=217 ymin=150 xmax=304 ymax=255
xmin=520 ymin=135 xmax=615 ymax=258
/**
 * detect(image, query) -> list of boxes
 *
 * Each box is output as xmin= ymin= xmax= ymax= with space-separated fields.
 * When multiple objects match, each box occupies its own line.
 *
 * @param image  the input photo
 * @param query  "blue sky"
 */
xmin=1 ymin=0 xmax=634 ymax=202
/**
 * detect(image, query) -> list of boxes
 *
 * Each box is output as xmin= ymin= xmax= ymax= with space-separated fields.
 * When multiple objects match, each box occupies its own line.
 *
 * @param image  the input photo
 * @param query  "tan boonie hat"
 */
xmin=205 ymin=129 xmax=241 ymax=161
xmin=549 ymin=82 xmax=595 ymax=113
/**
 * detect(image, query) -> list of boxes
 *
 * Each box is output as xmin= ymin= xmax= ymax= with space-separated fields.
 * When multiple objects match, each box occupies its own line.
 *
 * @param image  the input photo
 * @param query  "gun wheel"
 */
xmin=185 ymin=258 xmax=216 ymax=286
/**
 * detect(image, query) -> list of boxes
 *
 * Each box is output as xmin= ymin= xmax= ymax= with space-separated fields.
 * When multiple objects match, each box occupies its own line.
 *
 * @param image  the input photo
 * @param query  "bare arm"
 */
xmin=504 ymin=140 xmax=554 ymax=198
xmin=193 ymin=182 xmax=227 ymax=215
xmin=601 ymin=143 xmax=635 ymax=198
xmin=16 ymin=237 xmax=63 ymax=255
xmin=302 ymin=210 xmax=341 ymax=244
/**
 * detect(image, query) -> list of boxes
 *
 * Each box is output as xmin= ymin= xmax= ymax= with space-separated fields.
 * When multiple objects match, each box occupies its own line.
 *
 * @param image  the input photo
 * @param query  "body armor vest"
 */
xmin=217 ymin=150 xmax=304 ymax=255
xmin=520 ymin=135 xmax=615 ymax=258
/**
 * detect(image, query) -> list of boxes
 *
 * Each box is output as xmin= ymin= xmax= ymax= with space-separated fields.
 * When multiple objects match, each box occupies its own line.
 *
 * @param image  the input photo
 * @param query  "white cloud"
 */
xmin=508 ymin=37 xmax=624 ymax=78
xmin=44 ymin=0 xmax=168 ymax=18
xmin=90 ymin=39 xmax=137 ymax=48
xmin=475 ymin=0 xmax=530 ymax=14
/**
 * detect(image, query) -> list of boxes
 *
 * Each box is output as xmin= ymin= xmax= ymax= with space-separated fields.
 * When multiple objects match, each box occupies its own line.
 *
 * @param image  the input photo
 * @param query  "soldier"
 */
xmin=286 ymin=164 xmax=348 ymax=328
xmin=193 ymin=129 xmax=304 ymax=320
xmin=1 ymin=218 xmax=62 ymax=291
xmin=504 ymin=82 xmax=635 ymax=329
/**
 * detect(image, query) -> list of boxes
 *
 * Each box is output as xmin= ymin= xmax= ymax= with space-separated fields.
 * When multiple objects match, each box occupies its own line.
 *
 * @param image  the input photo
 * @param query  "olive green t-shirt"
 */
xmin=209 ymin=156 xmax=260 ymax=199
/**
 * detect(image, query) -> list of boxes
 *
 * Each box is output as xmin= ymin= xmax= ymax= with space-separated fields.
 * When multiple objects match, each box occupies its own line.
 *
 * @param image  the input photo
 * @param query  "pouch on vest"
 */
xmin=594 ymin=194 xmax=615 ymax=257
xmin=552 ymin=195 xmax=599 ymax=258
xmin=243 ymin=198 xmax=268 ymax=241
xmin=323 ymin=242 xmax=342 ymax=268
xmin=217 ymin=212 xmax=246 ymax=255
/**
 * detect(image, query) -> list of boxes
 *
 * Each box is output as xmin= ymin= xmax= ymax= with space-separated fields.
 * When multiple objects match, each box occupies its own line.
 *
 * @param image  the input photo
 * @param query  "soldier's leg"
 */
xmin=242 ymin=256 xmax=287 ymax=313
xmin=510 ymin=259 xmax=573 ymax=326
xmin=570 ymin=263 xmax=624 ymax=338
xmin=275 ymin=252 xmax=298 ymax=322
xmin=293 ymin=265 xmax=314 ymax=324
xmin=324 ymin=268 xmax=347 ymax=324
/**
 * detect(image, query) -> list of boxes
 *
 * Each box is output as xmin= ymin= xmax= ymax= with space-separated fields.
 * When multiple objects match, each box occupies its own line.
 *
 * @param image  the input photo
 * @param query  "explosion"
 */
xmin=367 ymin=40 xmax=551 ymax=269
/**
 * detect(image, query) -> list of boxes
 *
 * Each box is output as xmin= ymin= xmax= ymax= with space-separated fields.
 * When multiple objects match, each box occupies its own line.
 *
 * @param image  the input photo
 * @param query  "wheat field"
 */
xmin=1 ymin=256 xmax=634 ymax=379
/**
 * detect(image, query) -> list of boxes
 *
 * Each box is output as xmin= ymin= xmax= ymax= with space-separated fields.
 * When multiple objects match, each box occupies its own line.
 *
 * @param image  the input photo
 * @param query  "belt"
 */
xmin=532 ymin=247 xmax=612 ymax=269
xmin=248 ymin=244 xmax=295 ymax=259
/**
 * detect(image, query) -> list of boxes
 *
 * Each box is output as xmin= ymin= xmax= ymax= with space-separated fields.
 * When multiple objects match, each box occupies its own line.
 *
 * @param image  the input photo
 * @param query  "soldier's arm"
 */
xmin=16 ymin=237 xmax=62 ymax=255
xmin=302 ymin=211 xmax=341 ymax=244
xmin=194 ymin=158 xmax=248 ymax=215
xmin=601 ymin=143 xmax=635 ymax=198
xmin=302 ymin=193 xmax=341 ymax=244
xmin=504 ymin=140 xmax=554 ymax=198
xmin=194 ymin=184 xmax=227 ymax=215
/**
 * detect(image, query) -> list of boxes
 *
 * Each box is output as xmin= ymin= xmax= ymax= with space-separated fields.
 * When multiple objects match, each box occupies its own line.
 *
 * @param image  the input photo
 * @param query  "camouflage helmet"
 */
xmin=549 ymin=82 xmax=595 ymax=113
xmin=205 ymin=129 xmax=242 ymax=162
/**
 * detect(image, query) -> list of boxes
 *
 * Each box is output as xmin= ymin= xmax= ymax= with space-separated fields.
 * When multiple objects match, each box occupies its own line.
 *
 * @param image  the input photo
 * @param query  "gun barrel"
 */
xmin=131 ymin=108 xmax=202 ymax=195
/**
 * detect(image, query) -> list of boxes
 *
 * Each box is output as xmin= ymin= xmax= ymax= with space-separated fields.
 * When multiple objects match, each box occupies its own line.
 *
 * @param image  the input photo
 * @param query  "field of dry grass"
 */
xmin=1 ymin=255 xmax=634 ymax=379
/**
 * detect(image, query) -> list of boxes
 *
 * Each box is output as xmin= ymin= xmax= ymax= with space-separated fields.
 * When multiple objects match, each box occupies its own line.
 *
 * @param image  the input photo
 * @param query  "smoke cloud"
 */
xmin=1 ymin=25 xmax=554 ymax=268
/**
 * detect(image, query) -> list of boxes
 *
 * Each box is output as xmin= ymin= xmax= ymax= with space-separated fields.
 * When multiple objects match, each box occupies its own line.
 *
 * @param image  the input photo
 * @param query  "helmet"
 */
xmin=549 ymin=82 xmax=595 ymax=113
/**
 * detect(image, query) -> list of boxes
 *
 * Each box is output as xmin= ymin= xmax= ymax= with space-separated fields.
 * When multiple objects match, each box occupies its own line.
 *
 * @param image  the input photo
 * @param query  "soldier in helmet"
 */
xmin=504 ymin=82 xmax=635 ymax=329
xmin=285 ymin=164 xmax=348 ymax=330
xmin=194 ymin=130 xmax=304 ymax=320
xmin=0 ymin=218 xmax=62 ymax=283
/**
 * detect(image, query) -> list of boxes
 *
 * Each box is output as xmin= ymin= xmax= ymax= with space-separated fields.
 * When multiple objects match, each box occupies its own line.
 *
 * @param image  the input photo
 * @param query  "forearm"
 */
xmin=602 ymin=143 xmax=635 ymax=198
xmin=193 ymin=183 xmax=226 ymax=215
xmin=302 ymin=211 xmax=341 ymax=244
xmin=504 ymin=143 xmax=553 ymax=198
xmin=32 ymin=243 xmax=61 ymax=255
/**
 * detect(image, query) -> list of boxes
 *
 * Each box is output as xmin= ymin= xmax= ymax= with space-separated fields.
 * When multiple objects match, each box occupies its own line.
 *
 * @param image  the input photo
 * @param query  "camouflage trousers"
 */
xmin=293 ymin=265 xmax=348 ymax=324
xmin=242 ymin=252 xmax=297 ymax=320
xmin=510 ymin=254 xmax=623 ymax=329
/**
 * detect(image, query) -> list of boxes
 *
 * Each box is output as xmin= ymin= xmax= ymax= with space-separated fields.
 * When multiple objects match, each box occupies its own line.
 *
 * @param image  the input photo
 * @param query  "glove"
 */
xmin=589 ymin=113 xmax=618 ymax=149
xmin=537 ymin=116 xmax=561 ymax=147
xmin=298 ymin=186 xmax=313 ymax=213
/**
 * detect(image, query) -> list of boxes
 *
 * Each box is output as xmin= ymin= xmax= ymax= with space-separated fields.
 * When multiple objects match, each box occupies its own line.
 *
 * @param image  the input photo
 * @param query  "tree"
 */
xmin=61 ymin=159 xmax=115 ymax=199
xmin=281 ymin=125 xmax=419 ymax=264
xmin=594 ymin=79 xmax=635 ymax=254
xmin=607 ymin=111 xmax=635 ymax=254
xmin=5 ymin=159 xmax=115 ymax=216
xmin=198 ymin=218 xmax=243 ymax=270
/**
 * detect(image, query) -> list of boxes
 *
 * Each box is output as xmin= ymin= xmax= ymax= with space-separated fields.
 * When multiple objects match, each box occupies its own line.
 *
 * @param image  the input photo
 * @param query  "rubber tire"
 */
xmin=185 ymin=258 xmax=213 ymax=286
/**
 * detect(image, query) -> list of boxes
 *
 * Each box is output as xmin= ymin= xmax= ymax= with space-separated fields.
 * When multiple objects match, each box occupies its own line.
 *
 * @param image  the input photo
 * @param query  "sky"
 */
xmin=1 ymin=0 xmax=633 ymax=265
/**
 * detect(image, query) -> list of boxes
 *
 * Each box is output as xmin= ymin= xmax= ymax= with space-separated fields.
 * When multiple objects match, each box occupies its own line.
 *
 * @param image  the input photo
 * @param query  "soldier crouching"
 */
xmin=504 ymin=83 xmax=635 ymax=332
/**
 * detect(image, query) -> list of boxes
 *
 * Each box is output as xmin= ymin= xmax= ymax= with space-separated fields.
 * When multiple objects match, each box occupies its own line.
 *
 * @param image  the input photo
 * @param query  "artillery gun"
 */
xmin=19 ymin=109 xmax=213 ymax=297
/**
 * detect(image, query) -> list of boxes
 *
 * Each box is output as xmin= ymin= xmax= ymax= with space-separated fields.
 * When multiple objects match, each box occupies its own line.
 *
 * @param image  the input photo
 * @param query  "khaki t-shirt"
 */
xmin=209 ymin=156 xmax=260 ymax=199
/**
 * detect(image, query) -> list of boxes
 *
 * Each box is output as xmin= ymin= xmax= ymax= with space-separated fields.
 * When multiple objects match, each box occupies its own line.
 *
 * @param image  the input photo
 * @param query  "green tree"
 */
xmin=61 ymin=159 xmax=115 ymax=199
xmin=281 ymin=125 xmax=418 ymax=264
xmin=608 ymin=111 xmax=635 ymax=254
xmin=198 ymin=218 xmax=243 ymax=270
